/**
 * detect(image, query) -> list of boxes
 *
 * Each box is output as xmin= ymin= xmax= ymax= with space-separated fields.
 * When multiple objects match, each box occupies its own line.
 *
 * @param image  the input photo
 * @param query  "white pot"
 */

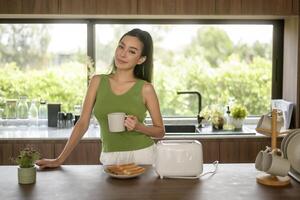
xmin=232 ymin=118 xmax=244 ymax=130
xmin=18 ymin=166 xmax=36 ymax=184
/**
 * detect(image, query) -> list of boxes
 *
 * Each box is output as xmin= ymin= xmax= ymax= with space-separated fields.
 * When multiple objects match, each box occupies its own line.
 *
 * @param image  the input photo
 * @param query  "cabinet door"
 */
xmin=138 ymin=0 xmax=176 ymax=14
xmin=175 ymin=0 xmax=215 ymax=15
xmin=138 ymin=0 xmax=215 ymax=15
xmin=242 ymin=0 xmax=293 ymax=15
xmin=0 ymin=142 xmax=13 ymax=165
xmin=0 ymin=0 xmax=22 ymax=14
xmin=61 ymin=0 xmax=137 ymax=14
xmin=293 ymin=0 xmax=299 ymax=14
xmin=60 ymin=0 xmax=97 ymax=14
xmin=219 ymin=140 xmax=240 ymax=163
xmin=239 ymin=139 xmax=263 ymax=163
xmin=200 ymin=140 xmax=220 ymax=163
xmin=13 ymin=141 xmax=54 ymax=163
xmin=55 ymin=141 xmax=101 ymax=164
xmin=22 ymin=0 xmax=59 ymax=14
xmin=97 ymin=0 xmax=137 ymax=14
xmin=216 ymin=0 xmax=242 ymax=15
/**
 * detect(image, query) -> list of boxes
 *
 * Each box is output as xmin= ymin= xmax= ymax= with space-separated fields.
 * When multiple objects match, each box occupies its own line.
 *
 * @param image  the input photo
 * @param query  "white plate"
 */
xmin=104 ymin=169 xmax=145 ymax=179
xmin=284 ymin=130 xmax=300 ymax=158
xmin=281 ymin=130 xmax=296 ymax=157
xmin=287 ymin=133 xmax=300 ymax=174
xmin=103 ymin=166 xmax=145 ymax=179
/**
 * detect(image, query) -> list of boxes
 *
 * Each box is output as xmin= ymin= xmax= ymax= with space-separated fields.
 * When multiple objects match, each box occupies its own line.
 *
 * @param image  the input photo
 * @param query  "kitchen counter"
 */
xmin=1 ymin=164 xmax=299 ymax=200
xmin=0 ymin=126 xmax=283 ymax=165
xmin=0 ymin=125 xmax=271 ymax=140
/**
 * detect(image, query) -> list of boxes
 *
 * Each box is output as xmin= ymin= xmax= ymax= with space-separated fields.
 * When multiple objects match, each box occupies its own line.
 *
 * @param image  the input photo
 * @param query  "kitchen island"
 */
xmin=0 ymin=164 xmax=299 ymax=200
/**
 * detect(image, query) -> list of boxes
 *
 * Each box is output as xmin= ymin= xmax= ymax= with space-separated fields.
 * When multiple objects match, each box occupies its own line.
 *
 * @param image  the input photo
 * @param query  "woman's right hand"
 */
xmin=35 ymin=158 xmax=62 ymax=169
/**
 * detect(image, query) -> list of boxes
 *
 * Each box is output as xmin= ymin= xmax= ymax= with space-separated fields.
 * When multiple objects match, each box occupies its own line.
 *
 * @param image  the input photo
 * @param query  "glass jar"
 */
xmin=74 ymin=105 xmax=81 ymax=115
xmin=4 ymin=99 xmax=17 ymax=119
xmin=38 ymin=100 xmax=48 ymax=127
xmin=28 ymin=100 xmax=38 ymax=126
xmin=65 ymin=113 xmax=73 ymax=128
xmin=17 ymin=96 xmax=29 ymax=119
xmin=57 ymin=112 xmax=66 ymax=128
xmin=38 ymin=100 xmax=48 ymax=119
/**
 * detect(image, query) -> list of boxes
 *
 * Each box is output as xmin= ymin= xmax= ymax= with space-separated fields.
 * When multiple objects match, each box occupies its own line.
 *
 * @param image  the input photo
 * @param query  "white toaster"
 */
xmin=154 ymin=140 xmax=203 ymax=179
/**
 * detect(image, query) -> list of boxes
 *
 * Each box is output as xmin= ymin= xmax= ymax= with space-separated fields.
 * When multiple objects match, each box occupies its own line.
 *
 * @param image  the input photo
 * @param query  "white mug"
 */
xmin=263 ymin=149 xmax=290 ymax=177
xmin=107 ymin=112 xmax=127 ymax=132
xmin=255 ymin=146 xmax=271 ymax=171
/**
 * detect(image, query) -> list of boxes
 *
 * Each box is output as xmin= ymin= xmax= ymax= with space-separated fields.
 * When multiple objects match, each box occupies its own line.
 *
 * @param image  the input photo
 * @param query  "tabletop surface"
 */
xmin=1 ymin=164 xmax=300 ymax=200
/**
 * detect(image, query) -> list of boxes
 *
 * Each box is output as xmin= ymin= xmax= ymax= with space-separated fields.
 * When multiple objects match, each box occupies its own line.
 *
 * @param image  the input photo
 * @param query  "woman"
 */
xmin=36 ymin=28 xmax=165 ymax=168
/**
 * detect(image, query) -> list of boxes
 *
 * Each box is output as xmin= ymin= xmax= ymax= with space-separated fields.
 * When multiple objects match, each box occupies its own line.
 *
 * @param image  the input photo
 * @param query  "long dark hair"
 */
xmin=111 ymin=28 xmax=153 ymax=83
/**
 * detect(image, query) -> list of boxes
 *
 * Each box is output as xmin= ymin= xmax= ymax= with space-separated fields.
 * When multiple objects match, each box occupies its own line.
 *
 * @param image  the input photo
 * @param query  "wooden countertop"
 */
xmin=1 ymin=164 xmax=299 ymax=200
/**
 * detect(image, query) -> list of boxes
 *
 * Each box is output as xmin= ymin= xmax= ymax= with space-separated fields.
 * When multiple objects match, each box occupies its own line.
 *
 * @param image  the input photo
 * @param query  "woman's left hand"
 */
xmin=124 ymin=115 xmax=140 ymax=131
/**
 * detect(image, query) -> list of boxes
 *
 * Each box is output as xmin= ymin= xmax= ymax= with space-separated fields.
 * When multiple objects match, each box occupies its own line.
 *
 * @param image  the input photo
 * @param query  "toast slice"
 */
xmin=106 ymin=163 xmax=145 ymax=176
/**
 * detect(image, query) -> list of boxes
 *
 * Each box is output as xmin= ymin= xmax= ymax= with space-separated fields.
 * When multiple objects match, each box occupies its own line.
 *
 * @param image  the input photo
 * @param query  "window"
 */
xmin=0 ymin=23 xmax=87 ymax=112
xmin=95 ymin=21 xmax=281 ymax=117
xmin=0 ymin=20 xmax=283 ymax=119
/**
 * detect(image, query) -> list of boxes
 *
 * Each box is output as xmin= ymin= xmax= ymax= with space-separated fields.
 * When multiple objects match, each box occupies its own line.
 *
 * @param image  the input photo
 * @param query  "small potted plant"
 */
xmin=200 ymin=105 xmax=224 ymax=130
xmin=14 ymin=146 xmax=40 ymax=184
xmin=230 ymin=104 xmax=248 ymax=130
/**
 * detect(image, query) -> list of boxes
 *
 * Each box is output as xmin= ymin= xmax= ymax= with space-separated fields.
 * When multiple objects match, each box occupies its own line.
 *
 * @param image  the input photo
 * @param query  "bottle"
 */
xmin=38 ymin=100 xmax=48 ymax=127
xmin=223 ymin=106 xmax=234 ymax=130
xmin=28 ymin=100 xmax=38 ymax=127
xmin=17 ymin=96 xmax=28 ymax=119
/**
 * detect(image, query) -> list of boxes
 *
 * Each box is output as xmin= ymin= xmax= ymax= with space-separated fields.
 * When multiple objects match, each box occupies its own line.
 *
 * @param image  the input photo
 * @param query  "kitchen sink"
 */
xmin=164 ymin=124 xmax=197 ymax=133
xmin=164 ymin=124 xmax=256 ymax=135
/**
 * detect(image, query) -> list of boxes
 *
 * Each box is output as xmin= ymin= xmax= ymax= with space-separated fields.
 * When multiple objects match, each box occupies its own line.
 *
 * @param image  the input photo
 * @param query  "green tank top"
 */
xmin=94 ymin=74 xmax=154 ymax=152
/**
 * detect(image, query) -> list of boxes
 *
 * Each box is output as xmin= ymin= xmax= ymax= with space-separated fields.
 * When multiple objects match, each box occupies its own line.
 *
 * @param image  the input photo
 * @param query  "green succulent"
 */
xmin=230 ymin=104 xmax=248 ymax=119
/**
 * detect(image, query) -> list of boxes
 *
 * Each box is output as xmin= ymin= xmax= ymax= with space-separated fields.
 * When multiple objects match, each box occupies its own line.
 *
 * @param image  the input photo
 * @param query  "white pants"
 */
xmin=100 ymin=144 xmax=156 ymax=165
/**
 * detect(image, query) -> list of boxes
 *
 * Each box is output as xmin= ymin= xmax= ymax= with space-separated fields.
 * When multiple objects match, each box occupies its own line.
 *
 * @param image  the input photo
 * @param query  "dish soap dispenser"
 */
xmin=223 ymin=106 xmax=234 ymax=130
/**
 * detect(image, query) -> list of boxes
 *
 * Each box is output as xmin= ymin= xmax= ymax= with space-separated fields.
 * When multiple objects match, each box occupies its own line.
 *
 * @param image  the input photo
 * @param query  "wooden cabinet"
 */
xmin=0 ymin=137 xmax=284 ymax=165
xmin=0 ymin=0 xmax=298 ymax=15
xmin=54 ymin=140 xmax=101 ymax=164
xmin=0 ymin=142 xmax=13 ymax=165
xmin=60 ymin=0 xmax=98 ymax=14
xmin=216 ymin=0 xmax=242 ymax=15
xmin=60 ymin=0 xmax=137 ymax=14
xmin=138 ymin=0 xmax=176 ymax=15
xmin=218 ymin=137 xmax=282 ymax=163
xmin=239 ymin=139 xmax=266 ymax=163
xmin=22 ymin=0 xmax=59 ymax=14
xmin=138 ymin=0 xmax=215 ymax=15
xmin=13 ymin=141 xmax=55 ymax=161
xmin=97 ymin=0 xmax=137 ymax=14
xmin=0 ymin=0 xmax=22 ymax=14
xmin=219 ymin=140 xmax=240 ymax=163
xmin=0 ymin=0 xmax=59 ymax=14
xmin=200 ymin=140 xmax=219 ymax=163
xmin=293 ymin=0 xmax=299 ymax=14
xmin=242 ymin=0 xmax=293 ymax=15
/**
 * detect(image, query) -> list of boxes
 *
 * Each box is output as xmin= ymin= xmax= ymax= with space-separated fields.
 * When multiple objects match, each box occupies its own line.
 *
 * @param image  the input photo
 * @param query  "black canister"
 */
xmin=48 ymin=104 xmax=61 ymax=127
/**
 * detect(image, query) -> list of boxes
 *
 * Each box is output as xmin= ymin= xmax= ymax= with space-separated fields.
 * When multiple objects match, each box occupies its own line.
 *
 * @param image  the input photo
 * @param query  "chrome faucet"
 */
xmin=177 ymin=91 xmax=202 ymax=127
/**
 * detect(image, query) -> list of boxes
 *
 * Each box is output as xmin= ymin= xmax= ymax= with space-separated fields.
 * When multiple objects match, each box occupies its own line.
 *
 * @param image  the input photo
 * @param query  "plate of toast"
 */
xmin=103 ymin=163 xmax=146 ymax=179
